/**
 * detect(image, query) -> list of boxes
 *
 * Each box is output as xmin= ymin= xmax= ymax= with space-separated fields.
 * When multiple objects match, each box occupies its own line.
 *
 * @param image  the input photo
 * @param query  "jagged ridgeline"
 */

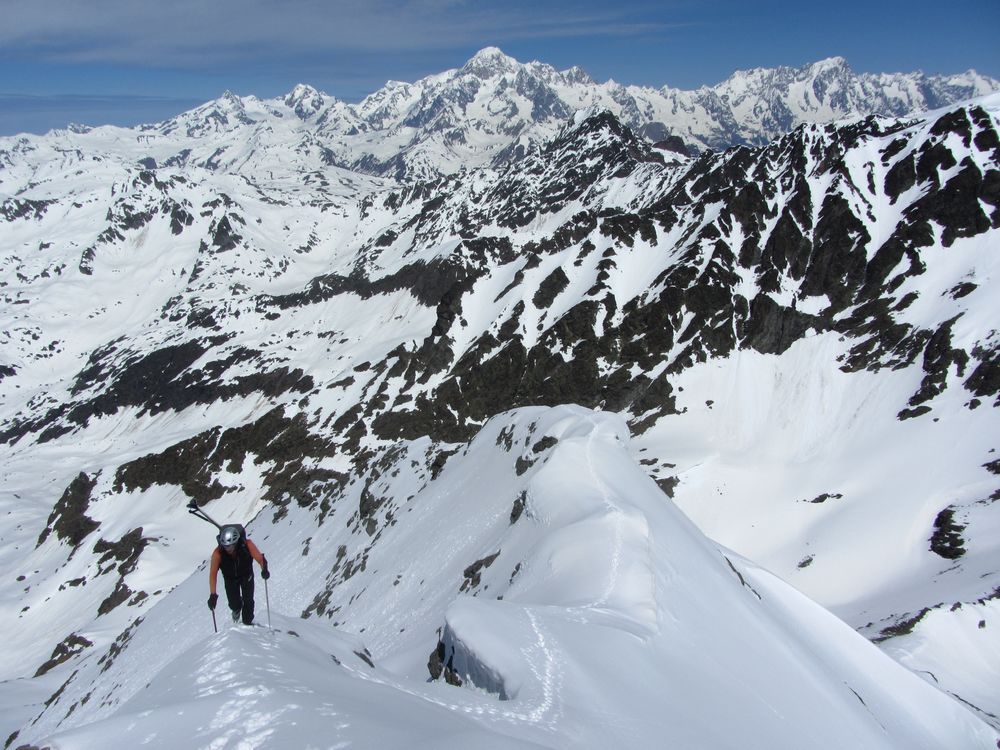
xmin=0 ymin=74 xmax=999 ymax=742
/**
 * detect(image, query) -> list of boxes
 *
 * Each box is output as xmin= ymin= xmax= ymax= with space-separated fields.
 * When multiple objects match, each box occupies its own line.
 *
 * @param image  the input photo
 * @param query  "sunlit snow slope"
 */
xmin=9 ymin=407 xmax=997 ymax=749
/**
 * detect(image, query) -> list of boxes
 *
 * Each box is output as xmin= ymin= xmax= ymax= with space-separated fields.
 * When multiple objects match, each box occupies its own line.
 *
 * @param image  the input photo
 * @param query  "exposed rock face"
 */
xmin=4 ymin=101 xmax=998 ymax=478
xmin=6 ymin=99 xmax=999 ymax=519
xmin=35 ymin=473 xmax=100 ymax=551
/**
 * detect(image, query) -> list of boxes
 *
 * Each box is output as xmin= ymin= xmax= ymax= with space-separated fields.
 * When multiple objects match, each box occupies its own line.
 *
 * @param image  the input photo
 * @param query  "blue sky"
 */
xmin=1 ymin=0 xmax=997 ymax=136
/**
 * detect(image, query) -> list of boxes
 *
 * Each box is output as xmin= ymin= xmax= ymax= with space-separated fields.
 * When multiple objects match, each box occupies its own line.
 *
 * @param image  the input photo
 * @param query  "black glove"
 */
xmin=261 ymin=566 xmax=270 ymax=580
xmin=208 ymin=593 xmax=218 ymax=610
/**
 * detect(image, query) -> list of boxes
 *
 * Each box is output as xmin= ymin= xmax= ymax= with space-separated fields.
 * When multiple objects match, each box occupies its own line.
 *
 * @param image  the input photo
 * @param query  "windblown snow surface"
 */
xmin=5 ymin=407 xmax=997 ymax=749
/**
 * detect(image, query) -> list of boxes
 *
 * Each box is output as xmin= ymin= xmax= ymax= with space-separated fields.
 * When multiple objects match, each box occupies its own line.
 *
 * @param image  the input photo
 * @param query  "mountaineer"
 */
xmin=206 ymin=524 xmax=270 ymax=625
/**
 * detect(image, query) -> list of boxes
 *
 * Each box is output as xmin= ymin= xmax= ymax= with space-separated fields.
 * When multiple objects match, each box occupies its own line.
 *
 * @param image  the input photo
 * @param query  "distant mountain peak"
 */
xmin=809 ymin=56 xmax=850 ymax=71
xmin=287 ymin=83 xmax=322 ymax=100
xmin=726 ymin=56 xmax=851 ymax=85
xmin=561 ymin=65 xmax=595 ymax=86
xmin=461 ymin=46 xmax=520 ymax=78
xmin=284 ymin=83 xmax=328 ymax=119
xmin=470 ymin=46 xmax=513 ymax=62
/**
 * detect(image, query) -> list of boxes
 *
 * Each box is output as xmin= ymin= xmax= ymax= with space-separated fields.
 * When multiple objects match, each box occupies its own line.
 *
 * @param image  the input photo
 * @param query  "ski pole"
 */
xmin=187 ymin=499 xmax=222 ymax=529
xmin=264 ymin=576 xmax=272 ymax=630
xmin=212 ymin=608 xmax=218 ymax=633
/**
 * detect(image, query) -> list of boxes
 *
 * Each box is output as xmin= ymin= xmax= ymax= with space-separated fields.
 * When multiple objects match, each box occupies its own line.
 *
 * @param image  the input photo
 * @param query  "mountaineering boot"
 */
xmin=231 ymin=609 xmax=240 ymax=623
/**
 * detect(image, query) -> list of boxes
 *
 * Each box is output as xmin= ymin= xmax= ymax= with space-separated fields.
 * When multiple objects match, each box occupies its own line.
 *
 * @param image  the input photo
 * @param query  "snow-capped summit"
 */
xmin=284 ymin=83 xmax=328 ymax=119
xmin=154 ymin=88 xmax=260 ymax=138
xmin=460 ymin=45 xmax=521 ymax=79
xmin=560 ymin=64 xmax=594 ymax=86
xmin=692 ymin=55 xmax=997 ymax=144
xmin=219 ymin=89 xmax=244 ymax=106
xmin=812 ymin=55 xmax=849 ymax=70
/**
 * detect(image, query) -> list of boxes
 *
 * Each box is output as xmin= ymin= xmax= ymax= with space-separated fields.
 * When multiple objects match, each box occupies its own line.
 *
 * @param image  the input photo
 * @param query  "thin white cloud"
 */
xmin=0 ymin=0 xmax=676 ymax=68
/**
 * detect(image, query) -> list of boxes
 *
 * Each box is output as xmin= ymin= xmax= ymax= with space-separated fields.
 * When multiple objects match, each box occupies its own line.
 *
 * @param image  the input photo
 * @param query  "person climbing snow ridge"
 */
xmin=206 ymin=524 xmax=270 ymax=625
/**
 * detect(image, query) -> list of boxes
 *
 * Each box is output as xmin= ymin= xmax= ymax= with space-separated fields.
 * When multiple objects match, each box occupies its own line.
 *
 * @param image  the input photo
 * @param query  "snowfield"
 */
xmin=9 ymin=407 xmax=998 ymax=749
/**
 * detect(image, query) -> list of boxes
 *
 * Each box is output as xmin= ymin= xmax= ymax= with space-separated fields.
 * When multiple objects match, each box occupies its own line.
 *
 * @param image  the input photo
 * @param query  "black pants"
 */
xmin=223 ymin=574 xmax=255 ymax=625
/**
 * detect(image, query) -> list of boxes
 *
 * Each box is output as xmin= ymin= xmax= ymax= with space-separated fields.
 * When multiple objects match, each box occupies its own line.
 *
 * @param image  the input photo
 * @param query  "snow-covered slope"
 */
xmin=7 ymin=407 xmax=997 ymax=749
xmin=1 ymin=59 xmax=999 ymax=747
